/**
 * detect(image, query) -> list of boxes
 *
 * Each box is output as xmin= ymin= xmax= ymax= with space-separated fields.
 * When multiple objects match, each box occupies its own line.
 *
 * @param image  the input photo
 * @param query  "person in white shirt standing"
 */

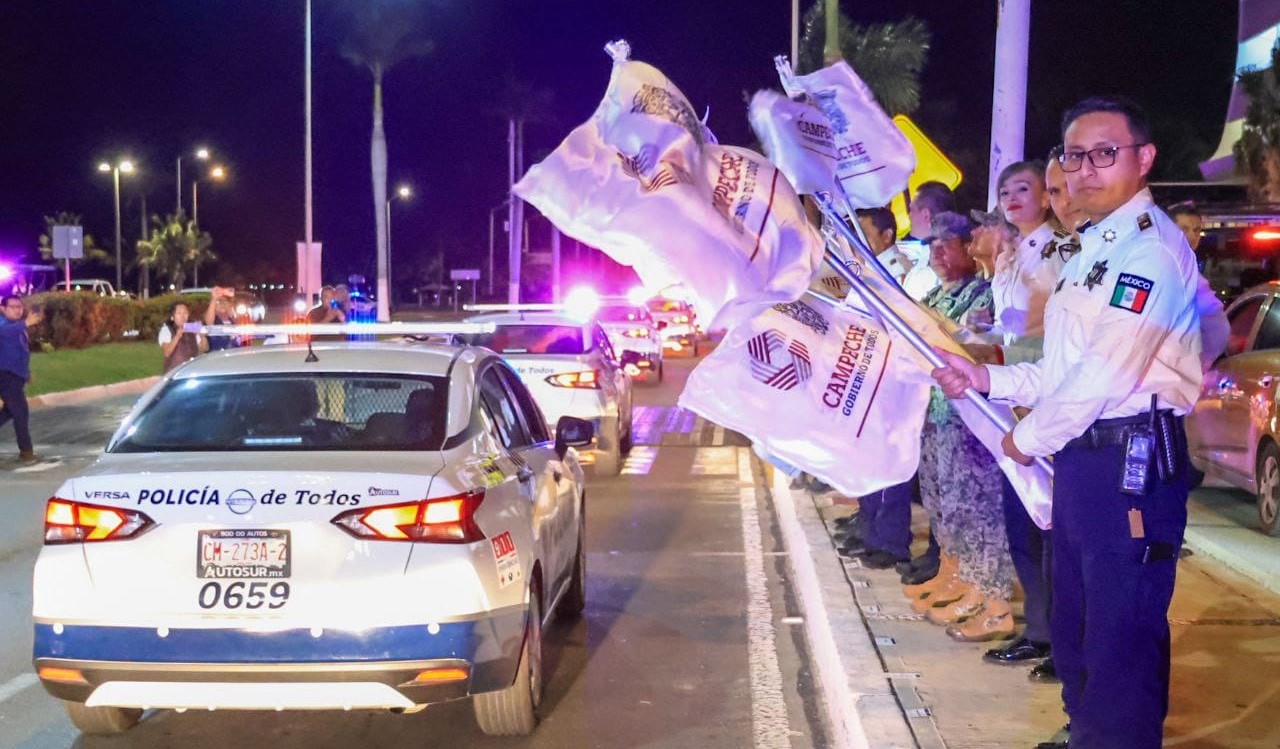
xmin=933 ymin=97 xmax=1202 ymax=749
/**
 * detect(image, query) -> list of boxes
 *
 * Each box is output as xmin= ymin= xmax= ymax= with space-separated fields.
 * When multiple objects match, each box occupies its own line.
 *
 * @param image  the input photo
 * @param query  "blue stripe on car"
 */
xmin=34 ymin=622 xmax=479 ymax=664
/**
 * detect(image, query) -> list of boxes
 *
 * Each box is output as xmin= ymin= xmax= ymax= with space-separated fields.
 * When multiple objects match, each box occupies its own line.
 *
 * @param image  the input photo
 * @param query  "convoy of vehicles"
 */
xmin=596 ymin=302 xmax=664 ymax=384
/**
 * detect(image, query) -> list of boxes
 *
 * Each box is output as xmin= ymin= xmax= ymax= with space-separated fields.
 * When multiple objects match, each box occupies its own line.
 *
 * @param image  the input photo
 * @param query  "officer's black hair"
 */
xmin=1 ymin=294 xmax=19 ymax=308
xmin=1060 ymin=96 xmax=1153 ymax=144
xmin=855 ymin=206 xmax=897 ymax=238
xmin=911 ymin=181 xmax=956 ymax=215
xmin=1166 ymin=201 xmax=1201 ymax=220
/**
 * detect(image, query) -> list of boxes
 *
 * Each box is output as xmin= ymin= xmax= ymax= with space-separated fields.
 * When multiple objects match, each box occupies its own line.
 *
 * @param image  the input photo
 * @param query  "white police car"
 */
xmin=646 ymin=295 xmax=700 ymax=356
xmin=597 ymin=302 xmax=664 ymax=384
xmin=461 ymin=308 xmax=634 ymax=476
xmin=32 ymin=338 xmax=592 ymax=737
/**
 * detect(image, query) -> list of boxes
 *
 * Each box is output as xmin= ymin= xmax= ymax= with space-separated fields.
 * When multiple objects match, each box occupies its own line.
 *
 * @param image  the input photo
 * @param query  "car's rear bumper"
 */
xmin=33 ymin=606 xmax=525 ymax=708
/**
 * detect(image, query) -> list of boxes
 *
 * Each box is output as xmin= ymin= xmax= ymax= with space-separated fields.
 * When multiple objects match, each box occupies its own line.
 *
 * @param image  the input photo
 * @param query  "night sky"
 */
xmin=0 ymin=0 xmax=1238 ymax=291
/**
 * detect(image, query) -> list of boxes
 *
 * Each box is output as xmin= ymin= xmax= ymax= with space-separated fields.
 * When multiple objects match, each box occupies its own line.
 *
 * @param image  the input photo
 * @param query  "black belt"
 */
xmin=1065 ymin=410 xmax=1181 ymax=450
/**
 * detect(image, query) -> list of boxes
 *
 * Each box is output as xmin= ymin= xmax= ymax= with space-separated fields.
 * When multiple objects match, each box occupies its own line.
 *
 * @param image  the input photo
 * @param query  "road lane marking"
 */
xmin=621 ymin=446 xmax=658 ymax=476
xmin=0 ymin=673 xmax=38 ymax=704
xmin=738 ymin=458 xmax=792 ymax=749
xmin=692 ymin=447 xmax=739 ymax=475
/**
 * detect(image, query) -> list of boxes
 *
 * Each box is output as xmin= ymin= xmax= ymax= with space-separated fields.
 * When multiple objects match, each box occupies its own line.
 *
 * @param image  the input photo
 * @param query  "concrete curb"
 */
xmin=768 ymin=469 xmax=917 ymax=749
xmin=27 ymin=376 xmax=159 ymax=410
xmin=1182 ymin=524 xmax=1280 ymax=597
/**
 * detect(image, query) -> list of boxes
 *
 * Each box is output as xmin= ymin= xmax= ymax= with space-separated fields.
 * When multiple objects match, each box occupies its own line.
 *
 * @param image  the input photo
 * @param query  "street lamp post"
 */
xmin=386 ymin=184 xmax=412 ymax=312
xmin=98 ymin=159 xmax=134 ymax=291
xmin=192 ymin=164 xmax=227 ymax=230
xmin=177 ymin=147 xmax=210 ymax=214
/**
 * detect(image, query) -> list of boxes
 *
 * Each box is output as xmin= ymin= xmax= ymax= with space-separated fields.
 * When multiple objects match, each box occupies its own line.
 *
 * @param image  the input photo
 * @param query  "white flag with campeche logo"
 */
xmin=679 ymin=291 xmax=930 ymax=497
xmin=775 ymin=58 xmax=916 ymax=210
xmin=514 ymin=41 xmax=822 ymax=330
xmin=749 ymin=89 xmax=839 ymax=197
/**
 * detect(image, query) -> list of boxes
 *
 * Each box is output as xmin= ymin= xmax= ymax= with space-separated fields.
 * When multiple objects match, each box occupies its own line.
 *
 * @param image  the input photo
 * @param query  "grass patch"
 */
xmin=26 ymin=342 xmax=162 ymax=397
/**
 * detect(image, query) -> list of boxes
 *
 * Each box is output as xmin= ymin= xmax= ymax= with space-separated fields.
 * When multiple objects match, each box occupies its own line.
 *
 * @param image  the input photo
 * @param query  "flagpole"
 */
xmin=813 ymin=195 xmax=1053 ymax=477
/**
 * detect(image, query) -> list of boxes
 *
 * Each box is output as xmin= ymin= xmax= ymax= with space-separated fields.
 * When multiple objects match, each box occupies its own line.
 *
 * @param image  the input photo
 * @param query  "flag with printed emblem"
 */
xmin=680 ymin=291 xmax=931 ymax=497
xmin=513 ymin=41 xmax=823 ymax=330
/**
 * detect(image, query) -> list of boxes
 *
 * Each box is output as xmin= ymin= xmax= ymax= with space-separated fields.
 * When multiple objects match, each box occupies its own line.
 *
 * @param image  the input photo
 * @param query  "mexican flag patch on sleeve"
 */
xmin=1110 ymin=273 xmax=1154 ymax=314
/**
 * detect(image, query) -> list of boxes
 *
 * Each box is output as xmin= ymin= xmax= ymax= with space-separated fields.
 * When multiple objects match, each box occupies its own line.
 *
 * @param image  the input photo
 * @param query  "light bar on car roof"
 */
xmin=198 ymin=322 xmax=497 ymax=337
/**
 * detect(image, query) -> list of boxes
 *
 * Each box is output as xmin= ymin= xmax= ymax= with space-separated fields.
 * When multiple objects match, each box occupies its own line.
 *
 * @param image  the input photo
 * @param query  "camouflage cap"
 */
xmin=923 ymin=211 xmax=975 ymax=244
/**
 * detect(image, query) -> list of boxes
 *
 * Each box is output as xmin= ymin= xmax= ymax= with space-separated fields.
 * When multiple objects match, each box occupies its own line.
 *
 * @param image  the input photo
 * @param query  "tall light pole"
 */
xmin=177 ymin=147 xmax=210 ymax=214
xmin=98 ymin=159 xmax=135 ymax=291
xmin=988 ymin=0 xmax=1031 ymax=208
xmin=192 ymin=164 xmax=227 ymax=229
xmin=302 ymin=0 xmax=315 ymax=302
xmin=385 ymin=184 xmax=411 ymax=313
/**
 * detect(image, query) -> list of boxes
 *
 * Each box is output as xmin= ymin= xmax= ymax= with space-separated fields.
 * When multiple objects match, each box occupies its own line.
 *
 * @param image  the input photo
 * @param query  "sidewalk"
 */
xmin=769 ymin=472 xmax=1280 ymax=749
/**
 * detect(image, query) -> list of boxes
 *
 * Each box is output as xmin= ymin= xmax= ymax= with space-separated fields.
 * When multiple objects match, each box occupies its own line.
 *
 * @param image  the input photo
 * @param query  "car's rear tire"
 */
xmin=657 ymin=361 xmax=665 ymax=383
xmin=63 ymin=702 xmax=142 ymax=735
xmin=594 ymin=424 xmax=622 ymax=476
xmin=561 ymin=500 xmax=587 ymax=619
xmin=473 ymin=588 xmax=543 ymax=736
xmin=1256 ymin=442 xmax=1280 ymax=535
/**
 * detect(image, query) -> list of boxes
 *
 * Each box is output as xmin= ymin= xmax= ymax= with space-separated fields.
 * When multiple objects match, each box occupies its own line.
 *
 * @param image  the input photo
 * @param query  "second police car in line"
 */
xmin=463 ymin=299 xmax=635 ymax=476
xmin=33 ymin=329 xmax=592 ymax=737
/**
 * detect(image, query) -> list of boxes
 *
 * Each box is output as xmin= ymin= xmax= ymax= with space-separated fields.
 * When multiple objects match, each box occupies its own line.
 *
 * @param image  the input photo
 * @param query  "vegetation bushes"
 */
xmin=25 ymin=292 xmax=211 ymax=351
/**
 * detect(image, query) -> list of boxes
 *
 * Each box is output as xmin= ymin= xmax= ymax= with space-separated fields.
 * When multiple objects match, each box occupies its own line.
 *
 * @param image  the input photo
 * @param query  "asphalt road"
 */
xmin=0 ymin=351 xmax=828 ymax=748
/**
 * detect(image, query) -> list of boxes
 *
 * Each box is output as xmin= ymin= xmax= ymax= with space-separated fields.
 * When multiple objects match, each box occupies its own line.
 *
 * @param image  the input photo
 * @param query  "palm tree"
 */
xmin=137 ymin=212 xmax=214 ymax=291
xmin=797 ymin=4 xmax=931 ymax=116
xmin=1235 ymin=42 xmax=1280 ymax=202
xmin=340 ymin=1 xmax=434 ymax=321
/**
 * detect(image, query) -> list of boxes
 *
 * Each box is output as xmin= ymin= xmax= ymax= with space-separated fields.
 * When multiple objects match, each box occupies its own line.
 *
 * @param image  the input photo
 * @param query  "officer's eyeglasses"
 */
xmin=1057 ymin=144 xmax=1148 ymax=173
xmin=3 ymin=303 xmax=23 ymax=310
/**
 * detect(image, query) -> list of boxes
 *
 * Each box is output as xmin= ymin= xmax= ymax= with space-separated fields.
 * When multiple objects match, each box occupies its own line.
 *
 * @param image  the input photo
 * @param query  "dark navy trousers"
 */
xmin=861 ymin=477 xmax=913 ymax=559
xmin=1002 ymin=476 xmax=1052 ymax=644
xmin=1051 ymin=438 xmax=1187 ymax=749
xmin=0 ymin=370 xmax=32 ymax=453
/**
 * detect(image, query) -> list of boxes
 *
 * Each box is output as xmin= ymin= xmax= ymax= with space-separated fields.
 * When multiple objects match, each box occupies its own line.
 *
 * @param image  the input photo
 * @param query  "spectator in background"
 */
xmin=159 ymin=301 xmax=205 ymax=373
xmin=968 ymin=209 xmax=1018 ymax=280
xmin=203 ymin=286 xmax=241 ymax=352
xmin=0 ymin=294 xmax=43 ymax=464
xmin=901 ymin=181 xmax=955 ymax=299
xmin=1167 ymin=201 xmax=1204 ymax=253
xmin=855 ymin=207 xmax=910 ymax=283
xmin=307 ymin=285 xmax=346 ymax=324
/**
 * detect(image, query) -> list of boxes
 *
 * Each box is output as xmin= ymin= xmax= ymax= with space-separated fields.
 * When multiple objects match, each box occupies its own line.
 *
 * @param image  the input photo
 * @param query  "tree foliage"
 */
xmin=1235 ymin=42 xmax=1280 ymax=202
xmin=339 ymin=0 xmax=435 ymax=81
xmin=797 ymin=4 xmax=931 ymax=116
xmin=136 ymin=211 xmax=214 ymax=291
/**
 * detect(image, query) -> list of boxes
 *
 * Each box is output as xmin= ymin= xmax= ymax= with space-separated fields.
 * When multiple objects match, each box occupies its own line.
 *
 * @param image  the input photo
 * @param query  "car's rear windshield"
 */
xmin=110 ymin=374 xmax=449 ymax=452
xmin=598 ymin=305 xmax=648 ymax=323
xmin=463 ymin=325 xmax=585 ymax=355
xmin=647 ymin=299 xmax=688 ymax=312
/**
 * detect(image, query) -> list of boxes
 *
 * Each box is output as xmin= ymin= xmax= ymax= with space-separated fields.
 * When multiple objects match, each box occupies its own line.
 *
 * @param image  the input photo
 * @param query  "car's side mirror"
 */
xmin=555 ymin=416 xmax=595 ymax=459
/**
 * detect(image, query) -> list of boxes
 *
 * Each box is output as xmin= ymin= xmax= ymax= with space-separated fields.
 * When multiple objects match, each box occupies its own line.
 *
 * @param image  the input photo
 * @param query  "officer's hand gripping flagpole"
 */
xmin=812 ymin=192 xmax=1054 ymax=478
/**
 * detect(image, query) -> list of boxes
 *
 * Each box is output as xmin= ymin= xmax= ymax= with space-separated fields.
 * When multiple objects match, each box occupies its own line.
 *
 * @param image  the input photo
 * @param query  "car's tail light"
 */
xmin=331 ymin=491 xmax=486 ymax=543
xmin=673 ymin=314 xmax=690 ymax=324
xmin=621 ymin=327 xmax=650 ymax=338
xmin=545 ymin=370 xmax=602 ymax=389
xmin=44 ymin=499 xmax=155 ymax=544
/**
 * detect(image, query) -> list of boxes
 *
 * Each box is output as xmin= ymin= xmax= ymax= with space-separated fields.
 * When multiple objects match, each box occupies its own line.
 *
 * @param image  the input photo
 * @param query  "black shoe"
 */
xmin=833 ymin=513 xmax=861 ymax=530
xmin=894 ymin=559 xmax=915 ymax=575
xmin=833 ymin=527 xmax=864 ymax=545
xmin=1028 ymin=657 xmax=1061 ymax=683
xmin=1033 ymin=742 xmax=1067 ymax=749
xmin=836 ymin=540 xmax=868 ymax=558
xmin=900 ymin=558 xmax=940 ymax=585
xmin=983 ymin=636 xmax=1051 ymax=664
xmin=856 ymin=550 xmax=909 ymax=570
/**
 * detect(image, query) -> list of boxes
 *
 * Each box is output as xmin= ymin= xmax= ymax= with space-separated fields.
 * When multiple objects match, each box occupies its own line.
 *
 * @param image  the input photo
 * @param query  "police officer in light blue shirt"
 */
xmin=0 ymin=294 xmax=44 ymax=464
xmin=932 ymin=97 xmax=1202 ymax=749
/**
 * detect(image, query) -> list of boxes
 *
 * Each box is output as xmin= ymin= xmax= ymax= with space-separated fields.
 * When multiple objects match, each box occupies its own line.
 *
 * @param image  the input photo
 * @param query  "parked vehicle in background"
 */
xmin=461 ymin=309 xmax=634 ymax=476
xmin=55 ymin=279 xmax=130 ymax=298
xmin=596 ymin=302 xmax=663 ymax=384
xmin=1186 ymin=281 xmax=1280 ymax=534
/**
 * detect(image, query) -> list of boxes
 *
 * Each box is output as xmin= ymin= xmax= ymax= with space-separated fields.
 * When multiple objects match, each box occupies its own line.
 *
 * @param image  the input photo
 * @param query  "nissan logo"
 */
xmin=226 ymin=489 xmax=256 ymax=515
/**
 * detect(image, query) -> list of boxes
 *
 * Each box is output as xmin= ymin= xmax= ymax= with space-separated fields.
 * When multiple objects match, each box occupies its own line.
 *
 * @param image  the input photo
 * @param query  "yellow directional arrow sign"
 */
xmin=890 ymin=114 xmax=963 ymax=237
